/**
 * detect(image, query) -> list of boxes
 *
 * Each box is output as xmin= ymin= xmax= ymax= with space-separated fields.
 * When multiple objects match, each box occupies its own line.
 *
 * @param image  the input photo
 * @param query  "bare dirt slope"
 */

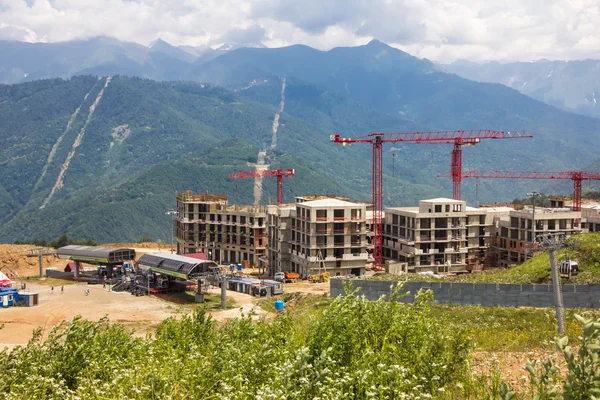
xmin=0 ymin=245 xmax=63 ymax=277
xmin=0 ymin=242 xmax=170 ymax=277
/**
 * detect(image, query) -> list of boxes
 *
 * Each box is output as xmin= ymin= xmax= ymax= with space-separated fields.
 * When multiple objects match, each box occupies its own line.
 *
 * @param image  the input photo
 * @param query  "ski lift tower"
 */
xmin=27 ymin=248 xmax=55 ymax=278
xmin=530 ymin=233 xmax=580 ymax=334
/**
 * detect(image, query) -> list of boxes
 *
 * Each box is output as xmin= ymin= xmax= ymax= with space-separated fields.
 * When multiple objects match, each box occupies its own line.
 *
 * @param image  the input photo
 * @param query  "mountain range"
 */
xmin=0 ymin=36 xmax=265 ymax=84
xmin=441 ymin=59 xmax=600 ymax=119
xmin=1 ymin=38 xmax=599 ymax=243
xmin=3 ymin=36 xmax=600 ymax=120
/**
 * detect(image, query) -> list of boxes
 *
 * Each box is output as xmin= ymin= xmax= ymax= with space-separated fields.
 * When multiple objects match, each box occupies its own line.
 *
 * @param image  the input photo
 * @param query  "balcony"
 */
xmin=316 ymin=217 xmax=328 ymax=222
xmin=325 ymin=256 xmax=337 ymax=261
xmin=396 ymin=235 xmax=415 ymax=244
xmin=347 ymin=228 xmax=364 ymax=234
xmin=334 ymin=217 xmax=347 ymax=221
xmin=342 ymin=253 xmax=369 ymax=260
xmin=350 ymin=241 xmax=365 ymax=246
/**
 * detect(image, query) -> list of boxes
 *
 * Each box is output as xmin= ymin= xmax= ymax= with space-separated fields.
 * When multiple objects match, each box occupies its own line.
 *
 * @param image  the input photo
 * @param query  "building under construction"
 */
xmin=491 ymin=206 xmax=583 ymax=266
xmin=174 ymin=191 xmax=267 ymax=267
xmin=174 ymin=190 xmax=593 ymax=275
xmin=382 ymin=198 xmax=495 ymax=273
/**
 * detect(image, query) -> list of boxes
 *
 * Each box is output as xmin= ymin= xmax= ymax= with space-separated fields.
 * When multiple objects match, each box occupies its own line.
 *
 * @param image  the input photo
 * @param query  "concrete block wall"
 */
xmin=330 ymin=279 xmax=600 ymax=308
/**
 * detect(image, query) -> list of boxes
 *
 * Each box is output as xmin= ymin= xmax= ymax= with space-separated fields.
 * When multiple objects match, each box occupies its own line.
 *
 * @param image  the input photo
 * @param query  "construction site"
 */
xmin=4 ymin=129 xmax=600 ymax=283
xmin=2 ymin=129 xmax=600 ymax=348
xmin=173 ymin=130 xmax=600 ymax=278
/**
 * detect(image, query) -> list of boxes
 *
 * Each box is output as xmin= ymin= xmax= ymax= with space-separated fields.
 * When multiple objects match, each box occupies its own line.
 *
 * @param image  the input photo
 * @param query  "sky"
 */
xmin=0 ymin=0 xmax=599 ymax=63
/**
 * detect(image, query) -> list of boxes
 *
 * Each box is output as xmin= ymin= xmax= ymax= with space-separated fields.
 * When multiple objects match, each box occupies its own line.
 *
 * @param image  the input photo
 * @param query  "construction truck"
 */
xmin=275 ymin=271 xmax=299 ymax=283
xmin=284 ymin=271 xmax=299 ymax=282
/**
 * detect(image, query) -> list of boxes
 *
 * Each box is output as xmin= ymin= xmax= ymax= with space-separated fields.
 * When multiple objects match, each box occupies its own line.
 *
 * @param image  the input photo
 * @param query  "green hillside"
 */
xmin=0 ymin=76 xmax=444 ymax=243
xmin=460 ymin=233 xmax=600 ymax=284
xmin=0 ymin=139 xmax=357 ymax=243
xmin=2 ymin=68 xmax=599 ymax=243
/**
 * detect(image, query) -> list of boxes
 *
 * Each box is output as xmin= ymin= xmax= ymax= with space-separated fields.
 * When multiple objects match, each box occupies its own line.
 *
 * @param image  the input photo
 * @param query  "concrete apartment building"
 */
xmin=290 ymin=197 xmax=369 ymax=277
xmin=383 ymin=198 xmax=495 ymax=272
xmin=492 ymin=207 xmax=583 ymax=266
xmin=174 ymin=188 xmax=592 ymax=274
xmin=266 ymin=203 xmax=296 ymax=276
xmin=174 ymin=191 xmax=267 ymax=267
xmin=582 ymin=204 xmax=600 ymax=232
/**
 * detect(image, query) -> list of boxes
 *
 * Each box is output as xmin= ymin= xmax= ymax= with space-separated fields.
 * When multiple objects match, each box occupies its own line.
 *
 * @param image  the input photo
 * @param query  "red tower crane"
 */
xmin=227 ymin=168 xmax=295 ymax=204
xmin=331 ymin=130 xmax=531 ymax=269
xmin=438 ymin=170 xmax=600 ymax=212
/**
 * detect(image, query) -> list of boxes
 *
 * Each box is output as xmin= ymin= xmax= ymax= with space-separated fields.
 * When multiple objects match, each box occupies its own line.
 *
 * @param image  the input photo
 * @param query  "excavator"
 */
xmin=308 ymin=272 xmax=330 ymax=283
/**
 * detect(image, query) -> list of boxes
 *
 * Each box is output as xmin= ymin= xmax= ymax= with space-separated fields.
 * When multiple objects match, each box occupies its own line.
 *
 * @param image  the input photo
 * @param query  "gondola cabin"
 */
xmin=559 ymin=259 xmax=579 ymax=278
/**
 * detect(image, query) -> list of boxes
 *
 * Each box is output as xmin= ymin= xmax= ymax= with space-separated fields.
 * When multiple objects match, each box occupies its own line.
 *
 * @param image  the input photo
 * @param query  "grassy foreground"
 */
xmin=2 ymin=285 xmax=600 ymax=398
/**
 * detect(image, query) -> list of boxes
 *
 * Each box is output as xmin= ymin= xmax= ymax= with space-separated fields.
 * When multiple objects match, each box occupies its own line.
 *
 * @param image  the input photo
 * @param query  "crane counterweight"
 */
xmin=228 ymin=168 xmax=295 ymax=204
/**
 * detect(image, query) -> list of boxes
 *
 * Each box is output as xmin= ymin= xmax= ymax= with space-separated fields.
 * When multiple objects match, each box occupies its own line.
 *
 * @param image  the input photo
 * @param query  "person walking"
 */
xmin=51 ymin=286 xmax=54 ymax=294
xmin=61 ymin=285 xmax=64 ymax=294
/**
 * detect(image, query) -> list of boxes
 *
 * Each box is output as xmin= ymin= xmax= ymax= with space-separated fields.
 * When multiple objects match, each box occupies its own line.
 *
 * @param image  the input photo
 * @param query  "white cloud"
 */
xmin=0 ymin=0 xmax=599 ymax=62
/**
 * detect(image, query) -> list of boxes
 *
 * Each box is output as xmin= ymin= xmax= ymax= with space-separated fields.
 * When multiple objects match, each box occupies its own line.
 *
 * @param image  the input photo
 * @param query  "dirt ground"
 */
xmin=0 ymin=242 xmax=330 ymax=348
xmin=0 ymin=280 xmax=180 ymax=348
xmin=0 ymin=280 xmax=329 ymax=348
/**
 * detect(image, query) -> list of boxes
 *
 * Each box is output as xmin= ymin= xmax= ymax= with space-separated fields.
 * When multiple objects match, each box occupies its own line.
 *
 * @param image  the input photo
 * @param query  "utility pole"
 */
xmin=392 ymin=152 xmax=396 ymax=177
xmin=549 ymin=249 xmax=564 ymax=334
xmin=166 ymin=209 xmax=177 ymax=254
xmin=221 ymin=276 xmax=228 ymax=309
xmin=530 ymin=233 xmax=579 ymax=334
xmin=527 ymin=192 xmax=540 ymax=244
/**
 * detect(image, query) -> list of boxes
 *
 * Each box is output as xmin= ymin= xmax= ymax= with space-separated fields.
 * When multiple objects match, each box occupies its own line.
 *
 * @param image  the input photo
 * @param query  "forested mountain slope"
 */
xmin=0 ymin=76 xmax=445 ymax=242
xmin=2 ymin=36 xmax=600 ymax=242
